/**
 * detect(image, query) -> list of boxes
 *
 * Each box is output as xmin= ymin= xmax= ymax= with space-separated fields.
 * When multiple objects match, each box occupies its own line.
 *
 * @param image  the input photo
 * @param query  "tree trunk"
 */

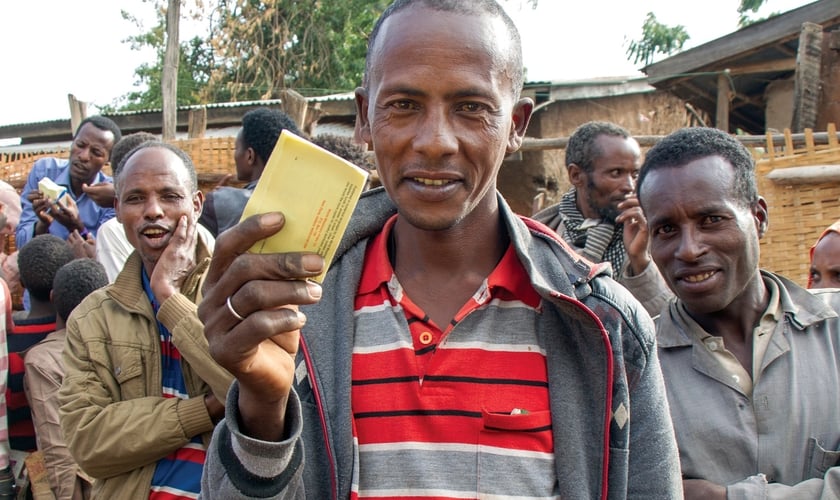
xmin=162 ymin=0 xmax=180 ymax=140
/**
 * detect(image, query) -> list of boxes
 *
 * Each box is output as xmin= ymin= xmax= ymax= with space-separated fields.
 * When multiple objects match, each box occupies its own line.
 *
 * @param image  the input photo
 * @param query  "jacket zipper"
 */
xmin=299 ymin=335 xmax=338 ymax=500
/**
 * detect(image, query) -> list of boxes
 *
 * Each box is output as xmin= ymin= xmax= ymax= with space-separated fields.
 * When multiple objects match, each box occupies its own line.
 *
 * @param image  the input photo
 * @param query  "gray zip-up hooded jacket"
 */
xmin=201 ymin=188 xmax=681 ymax=499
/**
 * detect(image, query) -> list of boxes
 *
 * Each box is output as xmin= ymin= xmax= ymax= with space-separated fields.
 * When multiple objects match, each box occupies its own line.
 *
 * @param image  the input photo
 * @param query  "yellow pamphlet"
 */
xmin=239 ymin=130 xmax=369 ymax=282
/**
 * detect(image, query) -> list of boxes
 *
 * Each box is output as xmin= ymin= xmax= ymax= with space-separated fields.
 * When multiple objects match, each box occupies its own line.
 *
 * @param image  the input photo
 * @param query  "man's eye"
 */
xmin=458 ymin=102 xmax=484 ymax=112
xmin=391 ymin=101 xmax=415 ymax=110
xmin=654 ymin=225 xmax=674 ymax=236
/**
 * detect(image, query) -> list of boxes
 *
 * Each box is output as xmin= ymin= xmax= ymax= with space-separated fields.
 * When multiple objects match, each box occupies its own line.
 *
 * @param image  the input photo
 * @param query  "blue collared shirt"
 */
xmin=16 ymin=157 xmax=115 ymax=248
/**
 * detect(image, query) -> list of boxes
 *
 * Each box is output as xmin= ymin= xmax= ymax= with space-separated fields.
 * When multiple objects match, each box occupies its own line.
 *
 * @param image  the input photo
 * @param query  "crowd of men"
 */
xmin=0 ymin=1 xmax=837 ymax=499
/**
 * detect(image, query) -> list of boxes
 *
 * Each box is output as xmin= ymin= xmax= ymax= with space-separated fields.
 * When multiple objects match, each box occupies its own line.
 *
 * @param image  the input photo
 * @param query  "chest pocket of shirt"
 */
xmin=477 ymin=408 xmax=557 ymax=496
xmin=805 ymin=437 xmax=840 ymax=479
xmin=110 ymin=348 xmax=146 ymax=400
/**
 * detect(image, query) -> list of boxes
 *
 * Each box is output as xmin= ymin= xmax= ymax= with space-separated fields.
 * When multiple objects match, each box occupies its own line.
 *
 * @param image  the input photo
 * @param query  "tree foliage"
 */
xmin=111 ymin=0 xmax=539 ymax=111
xmin=103 ymin=2 xmax=216 ymax=111
xmin=202 ymin=0 xmax=389 ymax=101
xmin=625 ymin=12 xmax=689 ymax=66
xmin=625 ymin=0 xmax=771 ymax=67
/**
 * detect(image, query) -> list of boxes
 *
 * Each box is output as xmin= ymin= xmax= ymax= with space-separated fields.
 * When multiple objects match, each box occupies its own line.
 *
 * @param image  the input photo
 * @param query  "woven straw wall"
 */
xmin=0 ymin=137 xmax=238 ymax=193
xmin=755 ymin=124 xmax=840 ymax=287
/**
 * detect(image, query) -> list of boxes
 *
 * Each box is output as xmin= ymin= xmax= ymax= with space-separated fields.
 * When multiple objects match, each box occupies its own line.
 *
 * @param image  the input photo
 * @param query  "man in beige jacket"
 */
xmin=58 ymin=142 xmax=232 ymax=499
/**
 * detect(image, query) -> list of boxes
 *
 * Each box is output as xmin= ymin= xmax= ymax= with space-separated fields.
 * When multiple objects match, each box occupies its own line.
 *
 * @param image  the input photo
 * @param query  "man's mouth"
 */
xmin=142 ymin=228 xmax=168 ymax=239
xmin=413 ymin=177 xmax=455 ymax=186
xmin=682 ymin=271 xmax=716 ymax=283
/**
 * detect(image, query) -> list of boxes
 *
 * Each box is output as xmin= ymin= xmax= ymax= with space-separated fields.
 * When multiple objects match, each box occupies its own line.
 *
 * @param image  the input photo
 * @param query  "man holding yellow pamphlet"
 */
xmin=198 ymin=1 xmax=681 ymax=498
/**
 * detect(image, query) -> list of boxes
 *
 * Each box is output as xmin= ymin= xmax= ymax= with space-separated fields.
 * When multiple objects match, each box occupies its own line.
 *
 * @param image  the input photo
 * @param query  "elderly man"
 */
xmin=58 ymin=142 xmax=232 ymax=499
xmin=534 ymin=121 xmax=670 ymax=315
xmin=199 ymin=1 xmax=681 ymax=499
xmin=638 ymin=127 xmax=840 ymax=499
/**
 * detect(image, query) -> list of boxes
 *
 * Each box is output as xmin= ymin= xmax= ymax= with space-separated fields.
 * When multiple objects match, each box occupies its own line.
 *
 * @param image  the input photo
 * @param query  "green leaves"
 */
xmin=625 ymin=12 xmax=690 ymax=66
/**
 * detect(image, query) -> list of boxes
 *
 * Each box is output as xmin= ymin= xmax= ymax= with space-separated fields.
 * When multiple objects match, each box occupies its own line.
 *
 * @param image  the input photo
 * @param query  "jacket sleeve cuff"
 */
xmin=157 ymin=292 xmax=197 ymax=330
xmin=177 ymin=395 xmax=215 ymax=438
xmin=220 ymin=381 xmax=304 ymax=482
xmin=619 ymin=260 xmax=671 ymax=317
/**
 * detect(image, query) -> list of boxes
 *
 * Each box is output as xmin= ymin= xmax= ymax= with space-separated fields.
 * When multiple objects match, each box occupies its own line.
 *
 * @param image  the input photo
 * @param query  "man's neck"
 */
xmin=684 ymin=272 xmax=769 ymax=344
xmin=69 ymin=177 xmax=85 ymax=197
xmin=20 ymin=300 xmax=55 ymax=322
xmin=574 ymin=190 xmax=601 ymax=221
xmin=390 ymin=212 xmax=508 ymax=328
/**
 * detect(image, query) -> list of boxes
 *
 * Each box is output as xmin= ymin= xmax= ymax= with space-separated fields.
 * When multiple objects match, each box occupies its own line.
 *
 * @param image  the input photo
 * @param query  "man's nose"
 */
xmin=620 ymin=174 xmax=636 ymax=193
xmin=76 ymin=147 xmax=90 ymax=162
xmin=413 ymin=108 xmax=458 ymax=158
xmin=675 ymin=227 xmax=705 ymax=262
xmin=143 ymin=197 xmax=164 ymax=219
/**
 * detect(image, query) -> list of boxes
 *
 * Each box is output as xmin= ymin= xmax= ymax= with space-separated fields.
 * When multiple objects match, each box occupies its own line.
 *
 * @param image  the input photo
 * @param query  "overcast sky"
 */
xmin=0 ymin=0 xmax=812 ymax=127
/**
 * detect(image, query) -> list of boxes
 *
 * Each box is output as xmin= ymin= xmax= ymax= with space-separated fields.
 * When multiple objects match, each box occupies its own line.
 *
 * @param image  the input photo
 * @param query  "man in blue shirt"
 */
xmin=17 ymin=116 xmax=122 ymax=248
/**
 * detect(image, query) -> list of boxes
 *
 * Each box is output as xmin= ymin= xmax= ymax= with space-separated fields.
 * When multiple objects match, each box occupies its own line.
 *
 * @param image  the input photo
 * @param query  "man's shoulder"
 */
xmin=67 ymin=286 xmax=115 ymax=320
xmin=531 ymin=203 xmax=566 ymax=230
xmin=24 ymin=330 xmax=65 ymax=367
xmin=31 ymin=157 xmax=69 ymax=175
xmin=98 ymin=216 xmax=123 ymax=235
xmin=211 ymin=186 xmax=251 ymax=199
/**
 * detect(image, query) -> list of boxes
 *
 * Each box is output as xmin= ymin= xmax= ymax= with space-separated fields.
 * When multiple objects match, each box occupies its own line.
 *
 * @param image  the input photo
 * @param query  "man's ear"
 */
xmin=114 ymin=197 xmax=122 ymax=224
xmin=354 ymin=87 xmax=373 ymax=148
xmin=193 ymin=190 xmax=205 ymax=217
xmin=567 ymin=163 xmax=586 ymax=189
xmin=754 ymin=197 xmax=769 ymax=238
xmin=506 ymin=98 xmax=534 ymax=154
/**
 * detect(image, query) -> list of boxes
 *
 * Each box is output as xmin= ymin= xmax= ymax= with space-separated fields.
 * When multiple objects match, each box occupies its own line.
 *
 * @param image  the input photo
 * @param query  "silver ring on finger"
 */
xmin=226 ymin=295 xmax=246 ymax=322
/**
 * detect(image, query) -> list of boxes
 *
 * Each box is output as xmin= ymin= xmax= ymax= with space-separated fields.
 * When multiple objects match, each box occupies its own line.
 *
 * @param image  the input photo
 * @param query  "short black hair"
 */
xmin=637 ymin=127 xmax=758 ymax=207
xmin=116 ymin=141 xmax=198 ymax=193
xmin=75 ymin=116 xmax=123 ymax=148
xmin=364 ymin=0 xmax=524 ymax=97
xmin=565 ymin=121 xmax=633 ymax=173
xmin=241 ymin=108 xmax=301 ymax=164
xmin=18 ymin=234 xmax=75 ymax=302
xmin=111 ymin=132 xmax=157 ymax=177
xmin=52 ymin=259 xmax=108 ymax=322
xmin=311 ymin=134 xmax=373 ymax=170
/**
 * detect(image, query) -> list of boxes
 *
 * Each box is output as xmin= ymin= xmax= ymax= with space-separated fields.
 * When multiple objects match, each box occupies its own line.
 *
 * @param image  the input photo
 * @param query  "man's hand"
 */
xmin=615 ymin=195 xmax=652 ymax=276
xmin=212 ymin=174 xmax=233 ymax=190
xmin=68 ymin=229 xmax=96 ymax=259
xmin=683 ymin=479 xmax=726 ymax=500
xmin=27 ymin=190 xmax=54 ymax=234
xmin=49 ymin=195 xmax=84 ymax=233
xmin=82 ymin=182 xmax=116 ymax=208
xmin=149 ymin=215 xmax=198 ymax=304
xmin=204 ymin=393 xmax=225 ymax=424
xmin=198 ymin=212 xmax=324 ymax=441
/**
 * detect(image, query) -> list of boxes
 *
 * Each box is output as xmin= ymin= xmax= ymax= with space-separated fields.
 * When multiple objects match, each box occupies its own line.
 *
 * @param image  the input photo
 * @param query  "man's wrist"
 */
xmin=34 ymin=219 xmax=49 ymax=235
xmin=628 ymin=254 xmax=651 ymax=277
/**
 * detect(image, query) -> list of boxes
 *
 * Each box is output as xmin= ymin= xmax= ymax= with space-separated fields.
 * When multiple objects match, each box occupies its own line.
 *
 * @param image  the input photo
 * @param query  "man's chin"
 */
xmin=599 ymin=209 xmax=620 ymax=224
